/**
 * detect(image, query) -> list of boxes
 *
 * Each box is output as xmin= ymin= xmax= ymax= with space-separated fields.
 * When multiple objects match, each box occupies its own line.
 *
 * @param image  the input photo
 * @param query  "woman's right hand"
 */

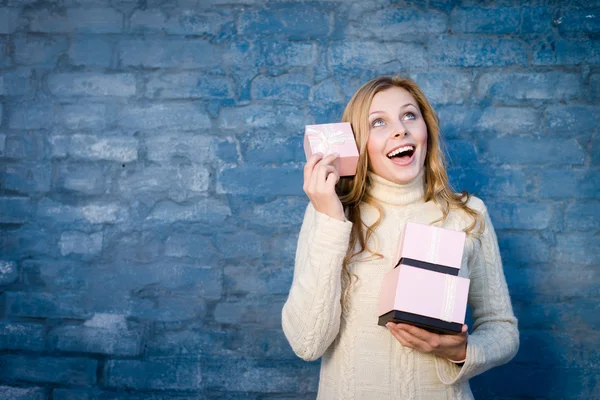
xmin=303 ymin=153 xmax=345 ymax=221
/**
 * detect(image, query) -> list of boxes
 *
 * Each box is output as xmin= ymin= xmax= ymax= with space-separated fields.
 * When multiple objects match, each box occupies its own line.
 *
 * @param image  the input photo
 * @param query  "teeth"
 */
xmin=387 ymin=145 xmax=415 ymax=158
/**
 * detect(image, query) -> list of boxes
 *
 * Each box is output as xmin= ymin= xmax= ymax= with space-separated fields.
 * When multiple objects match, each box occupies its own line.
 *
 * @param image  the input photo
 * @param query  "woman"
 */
xmin=281 ymin=76 xmax=519 ymax=399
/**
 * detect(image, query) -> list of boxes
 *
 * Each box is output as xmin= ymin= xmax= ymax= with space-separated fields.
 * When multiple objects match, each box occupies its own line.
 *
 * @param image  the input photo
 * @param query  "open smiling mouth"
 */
xmin=386 ymin=145 xmax=415 ymax=161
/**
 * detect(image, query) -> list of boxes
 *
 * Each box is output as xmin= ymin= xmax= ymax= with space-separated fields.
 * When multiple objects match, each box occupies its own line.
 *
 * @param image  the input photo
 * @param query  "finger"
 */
xmin=325 ymin=167 xmax=340 ymax=187
xmin=395 ymin=327 xmax=434 ymax=352
xmin=386 ymin=324 xmax=414 ymax=349
xmin=319 ymin=152 xmax=340 ymax=167
xmin=303 ymin=152 xmax=324 ymax=188
xmin=315 ymin=164 xmax=337 ymax=189
xmin=396 ymin=323 xmax=437 ymax=343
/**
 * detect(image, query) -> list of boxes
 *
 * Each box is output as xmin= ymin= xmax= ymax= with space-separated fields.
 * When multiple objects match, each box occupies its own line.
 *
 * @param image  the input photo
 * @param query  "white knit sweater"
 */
xmin=282 ymin=171 xmax=519 ymax=399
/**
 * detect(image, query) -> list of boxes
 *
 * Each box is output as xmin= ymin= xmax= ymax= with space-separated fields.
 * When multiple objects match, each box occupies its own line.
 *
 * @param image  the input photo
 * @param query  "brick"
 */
xmin=219 ymin=104 xmax=312 ymax=132
xmin=48 ymin=73 xmax=136 ymax=97
xmin=448 ymin=167 xmax=535 ymax=198
xmin=539 ymin=168 xmax=599 ymax=199
xmin=14 ymin=36 xmax=68 ymax=66
xmin=488 ymin=200 xmax=559 ymax=230
xmin=591 ymin=74 xmax=600 ymax=104
xmin=251 ymin=197 xmax=307 ymax=228
xmin=50 ymin=325 xmax=141 ymax=356
xmin=0 ymin=355 xmax=97 ymax=385
xmin=225 ymin=327 xmax=298 ymax=360
xmin=475 ymin=107 xmax=541 ymax=135
xmin=309 ymin=79 xmax=343 ymax=105
xmin=534 ymin=39 xmax=600 ymax=65
xmin=145 ymin=329 xmax=228 ymax=357
xmin=60 ymin=103 xmax=107 ymax=130
xmin=262 ymin=40 xmax=317 ymax=67
xmin=217 ymin=166 xmax=303 ymax=196
xmin=507 ymin=263 xmax=599 ymax=301
xmin=515 ymin=329 xmax=600 ymax=368
xmin=346 ymin=6 xmax=447 ymax=38
xmin=129 ymin=295 xmax=207 ymax=322
xmin=225 ymin=264 xmax=292 ymax=296
xmin=165 ymin=234 xmax=218 ymax=262
xmin=203 ymin=357 xmax=319 ymax=393
xmin=251 ymin=73 xmax=312 ymax=103
xmin=497 ymin=232 xmax=551 ymax=265
xmin=521 ymin=6 xmax=554 ymax=33
xmin=0 ymin=134 xmax=4 ymax=155
xmin=9 ymin=102 xmax=56 ymax=129
xmin=58 ymin=164 xmax=108 ymax=195
xmin=60 ymin=134 xmax=138 ymax=162
xmin=59 ymin=231 xmax=103 ymax=256
xmin=0 ymin=322 xmax=45 ymax=351
xmin=214 ymin=297 xmax=284 ymax=327
xmin=479 ymin=136 xmax=584 ymax=165
xmin=147 ymin=199 xmax=230 ymax=225
xmin=1 ymin=225 xmax=57 ymax=260
xmin=437 ymin=105 xmax=483 ymax=138
xmin=37 ymin=198 xmax=128 ymax=225
xmin=0 ymin=197 xmax=32 ymax=224
xmin=104 ymin=359 xmax=202 ymax=390
xmin=238 ymin=5 xmax=331 ymax=39
xmin=145 ymin=73 xmax=233 ymax=99
xmin=470 ymin=364 xmax=599 ymax=398
xmin=555 ymin=232 xmax=599 ymax=265
xmin=444 ymin=139 xmax=477 ymax=168
xmin=557 ymin=9 xmax=600 ymax=33
xmin=3 ymin=132 xmax=47 ymax=160
xmin=21 ymin=259 xmax=89 ymax=291
xmin=544 ymin=105 xmax=598 ymax=134
xmin=328 ymin=41 xmax=428 ymax=70
xmin=117 ymin=165 xmax=210 ymax=201
xmin=28 ymin=7 xmax=122 ymax=33
xmin=118 ymin=39 xmax=218 ymax=68
xmin=0 ymin=260 xmax=18 ymax=284
xmin=565 ymin=201 xmax=600 ymax=231
xmin=450 ymin=7 xmax=520 ymax=33
xmin=216 ymin=231 xmax=265 ymax=260
xmin=593 ymin=137 xmax=600 ymax=165
xmin=513 ymin=298 xmax=599 ymax=331
xmin=131 ymin=9 xmax=228 ymax=36
xmin=411 ymin=71 xmax=472 ymax=105
xmin=68 ymin=36 xmax=113 ymax=67
xmin=0 ymin=8 xmax=21 ymax=34
xmin=117 ymin=103 xmax=211 ymax=131
xmin=0 ymin=68 xmax=36 ymax=96
xmin=430 ymin=37 xmax=527 ymax=67
xmin=0 ymin=386 xmax=45 ymax=400
xmin=52 ymin=388 xmax=204 ymax=400
xmin=145 ymin=134 xmax=214 ymax=164
xmin=477 ymin=72 xmax=581 ymax=102
xmin=0 ymin=39 xmax=9 ymax=68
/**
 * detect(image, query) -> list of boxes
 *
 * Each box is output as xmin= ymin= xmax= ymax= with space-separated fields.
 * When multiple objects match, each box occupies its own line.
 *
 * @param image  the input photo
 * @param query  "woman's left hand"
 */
xmin=386 ymin=322 xmax=468 ymax=362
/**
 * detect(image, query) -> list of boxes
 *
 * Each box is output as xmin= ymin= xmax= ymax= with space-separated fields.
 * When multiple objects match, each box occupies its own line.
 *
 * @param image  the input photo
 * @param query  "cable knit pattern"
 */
xmin=282 ymin=172 xmax=519 ymax=399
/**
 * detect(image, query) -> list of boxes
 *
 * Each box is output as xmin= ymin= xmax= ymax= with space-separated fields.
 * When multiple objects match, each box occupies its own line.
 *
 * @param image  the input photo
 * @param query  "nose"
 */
xmin=392 ymin=121 xmax=409 ymax=138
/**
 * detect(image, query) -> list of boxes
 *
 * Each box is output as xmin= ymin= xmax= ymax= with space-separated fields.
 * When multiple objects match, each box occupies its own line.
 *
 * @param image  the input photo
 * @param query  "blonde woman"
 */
xmin=282 ymin=76 xmax=519 ymax=399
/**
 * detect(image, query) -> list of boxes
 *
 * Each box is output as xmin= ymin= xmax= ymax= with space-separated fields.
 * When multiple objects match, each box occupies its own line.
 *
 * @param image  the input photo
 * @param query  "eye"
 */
xmin=403 ymin=112 xmax=416 ymax=121
xmin=371 ymin=118 xmax=385 ymax=128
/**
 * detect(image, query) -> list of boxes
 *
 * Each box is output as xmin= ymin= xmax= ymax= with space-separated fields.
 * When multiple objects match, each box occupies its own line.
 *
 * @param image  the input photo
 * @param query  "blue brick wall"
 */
xmin=0 ymin=0 xmax=598 ymax=399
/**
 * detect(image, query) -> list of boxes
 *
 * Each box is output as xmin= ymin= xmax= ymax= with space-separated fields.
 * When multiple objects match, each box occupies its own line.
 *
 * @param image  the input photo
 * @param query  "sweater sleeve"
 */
xmin=435 ymin=202 xmax=520 ymax=384
xmin=281 ymin=202 xmax=353 ymax=361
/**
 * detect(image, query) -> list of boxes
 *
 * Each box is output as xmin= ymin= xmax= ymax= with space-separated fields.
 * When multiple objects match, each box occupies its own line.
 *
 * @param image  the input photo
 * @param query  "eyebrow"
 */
xmin=369 ymin=103 xmax=417 ymax=116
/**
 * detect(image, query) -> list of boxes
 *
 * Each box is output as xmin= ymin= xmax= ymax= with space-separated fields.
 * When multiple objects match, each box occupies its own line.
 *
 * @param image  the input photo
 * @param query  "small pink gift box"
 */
xmin=378 ymin=264 xmax=470 ymax=334
xmin=394 ymin=222 xmax=466 ymax=275
xmin=304 ymin=122 xmax=359 ymax=177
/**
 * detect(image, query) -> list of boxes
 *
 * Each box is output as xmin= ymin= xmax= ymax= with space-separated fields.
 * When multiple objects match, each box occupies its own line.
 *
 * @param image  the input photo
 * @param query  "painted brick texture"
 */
xmin=0 ymin=0 xmax=598 ymax=399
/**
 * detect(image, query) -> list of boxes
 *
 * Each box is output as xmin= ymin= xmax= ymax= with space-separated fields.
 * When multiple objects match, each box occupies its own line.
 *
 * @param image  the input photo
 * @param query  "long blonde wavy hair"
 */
xmin=337 ymin=76 xmax=483 ymax=305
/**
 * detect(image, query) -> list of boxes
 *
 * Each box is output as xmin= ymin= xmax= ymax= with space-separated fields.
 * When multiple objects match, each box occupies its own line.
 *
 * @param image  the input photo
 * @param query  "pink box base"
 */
xmin=304 ymin=122 xmax=359 ymax=177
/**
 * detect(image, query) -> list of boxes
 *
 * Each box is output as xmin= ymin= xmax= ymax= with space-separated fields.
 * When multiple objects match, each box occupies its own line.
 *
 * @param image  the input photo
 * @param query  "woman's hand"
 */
xmin=386 ymin=322 xmax=468 ymax=362
xmin=303 ymin=152 xmax=345 ymax=221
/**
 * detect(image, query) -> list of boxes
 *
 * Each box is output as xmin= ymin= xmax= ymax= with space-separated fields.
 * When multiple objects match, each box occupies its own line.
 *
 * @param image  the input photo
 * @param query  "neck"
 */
xmin=366 ymin=170 xmax=426 ymax=206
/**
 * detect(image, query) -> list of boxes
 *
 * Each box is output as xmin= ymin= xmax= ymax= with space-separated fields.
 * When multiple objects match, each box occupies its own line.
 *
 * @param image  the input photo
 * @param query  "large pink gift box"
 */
xmin=378 ymin=264 xmax=470 ymax=334
xmin=394 ymin=222 xmax=466 ymax=275
xmin=304 ymin=122 xmax=359 ymax=177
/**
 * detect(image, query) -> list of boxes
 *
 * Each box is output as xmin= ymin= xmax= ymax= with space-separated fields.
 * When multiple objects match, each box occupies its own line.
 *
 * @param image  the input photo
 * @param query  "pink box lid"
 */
xmin=378 ymin=264 xmax=470 ymax=324
xmin=394 ymin=222 xmax=466 ymax=271
xmin=304 ymin=122 xmax=359 ymax=177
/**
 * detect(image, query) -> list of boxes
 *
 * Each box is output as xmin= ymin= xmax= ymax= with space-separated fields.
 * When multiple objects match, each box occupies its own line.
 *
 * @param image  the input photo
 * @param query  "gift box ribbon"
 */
xmin=305 ymin=125 xmax=349 ymax=155
xmin=441 ymin=274 xmax=458 ymax=323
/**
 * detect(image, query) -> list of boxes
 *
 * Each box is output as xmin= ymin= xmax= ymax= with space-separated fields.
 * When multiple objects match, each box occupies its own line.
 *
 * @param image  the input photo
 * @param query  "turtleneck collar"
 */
xmin=366 ymin=169 xmax=426 ymax=206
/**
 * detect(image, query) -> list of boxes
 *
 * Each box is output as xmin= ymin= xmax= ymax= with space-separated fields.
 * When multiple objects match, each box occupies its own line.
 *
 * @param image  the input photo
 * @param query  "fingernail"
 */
xmin=385 ymin=322 xmax=392 ymax=329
